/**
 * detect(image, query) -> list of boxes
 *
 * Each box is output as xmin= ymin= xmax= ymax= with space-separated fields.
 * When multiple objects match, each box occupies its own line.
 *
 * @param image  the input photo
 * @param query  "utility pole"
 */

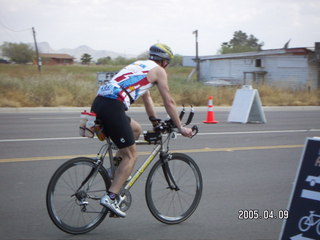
xmin=193 ymin=30 xmax=200 ymax=81
xmin=32 ymin=27 xmax=41 ymax=73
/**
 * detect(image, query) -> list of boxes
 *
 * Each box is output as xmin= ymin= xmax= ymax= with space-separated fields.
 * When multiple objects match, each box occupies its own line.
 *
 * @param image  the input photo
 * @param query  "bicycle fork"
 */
xmin=160 ymin=152 xmax=180 ymax=191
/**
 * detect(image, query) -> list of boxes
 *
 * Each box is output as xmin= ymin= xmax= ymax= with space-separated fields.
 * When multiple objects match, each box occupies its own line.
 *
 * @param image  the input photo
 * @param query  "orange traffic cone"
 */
xmin=203 ymin=96 xmax=219 ymax=124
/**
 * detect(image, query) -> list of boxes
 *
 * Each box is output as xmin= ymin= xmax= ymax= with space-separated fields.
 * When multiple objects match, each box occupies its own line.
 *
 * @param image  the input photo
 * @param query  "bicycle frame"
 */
xmin=303 ymin=211 xmax=320 ymax=226
xmin=95 ymin=130 xmax=175 ymax=192
xmin=125 ymin=135 xmax=171 ymax=190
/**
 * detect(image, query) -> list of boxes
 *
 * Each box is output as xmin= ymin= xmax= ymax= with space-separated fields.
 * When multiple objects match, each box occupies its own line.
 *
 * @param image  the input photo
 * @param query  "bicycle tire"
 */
xmin=145 ymin=153 xmax=202 ymax=224
xmin=46 ymin=157 xmax=111 ymax=234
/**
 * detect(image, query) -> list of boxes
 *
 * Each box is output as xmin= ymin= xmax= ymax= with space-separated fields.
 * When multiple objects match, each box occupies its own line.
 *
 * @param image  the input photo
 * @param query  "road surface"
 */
xmin=0 ymin=106 xmax=319 ymax=240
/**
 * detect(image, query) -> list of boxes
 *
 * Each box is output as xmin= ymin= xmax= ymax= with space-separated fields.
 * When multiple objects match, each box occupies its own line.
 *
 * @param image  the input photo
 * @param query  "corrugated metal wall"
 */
xmin=199 ymin=54 xmax=318 ymax=89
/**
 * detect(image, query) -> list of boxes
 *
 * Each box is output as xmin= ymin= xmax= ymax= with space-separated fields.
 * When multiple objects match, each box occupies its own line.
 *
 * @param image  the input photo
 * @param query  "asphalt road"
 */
xmin=0 ymin=107 xmax=319 ymax=240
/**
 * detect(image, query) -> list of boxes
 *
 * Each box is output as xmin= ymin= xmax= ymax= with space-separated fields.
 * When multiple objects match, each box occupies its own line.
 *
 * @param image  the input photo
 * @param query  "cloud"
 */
xmin=0 ymin=0 xmax=319 ymax=55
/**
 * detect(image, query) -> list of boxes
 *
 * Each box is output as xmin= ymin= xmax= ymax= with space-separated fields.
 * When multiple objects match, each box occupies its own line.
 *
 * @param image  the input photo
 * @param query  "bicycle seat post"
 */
xmin=104 ymin=137 xmax=116 ymax=179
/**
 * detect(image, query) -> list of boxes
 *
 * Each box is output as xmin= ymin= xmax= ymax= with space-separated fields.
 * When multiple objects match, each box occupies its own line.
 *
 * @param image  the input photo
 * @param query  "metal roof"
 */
xmin=200 ymin=48 xmax=313 ymax=61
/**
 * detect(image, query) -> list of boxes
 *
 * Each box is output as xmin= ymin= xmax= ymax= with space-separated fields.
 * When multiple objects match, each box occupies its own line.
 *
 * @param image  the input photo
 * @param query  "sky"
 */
xmin=0 ymin=0 xmax=319 ymax=56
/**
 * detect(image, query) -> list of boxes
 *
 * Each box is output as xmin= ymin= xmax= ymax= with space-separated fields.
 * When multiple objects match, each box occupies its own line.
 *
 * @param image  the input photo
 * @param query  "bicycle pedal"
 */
xmin=109 ymin=212 xmax=120 ymax=218
xmin=80 ymin=201 xmax=88 ymax=206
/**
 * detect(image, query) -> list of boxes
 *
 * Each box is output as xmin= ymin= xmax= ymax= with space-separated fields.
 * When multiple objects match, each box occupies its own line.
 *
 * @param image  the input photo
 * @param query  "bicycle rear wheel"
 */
xmin=145 ymin=153 xmax=202 ymax=224
xmin=46 ymin=157 xmax=111 ymax=234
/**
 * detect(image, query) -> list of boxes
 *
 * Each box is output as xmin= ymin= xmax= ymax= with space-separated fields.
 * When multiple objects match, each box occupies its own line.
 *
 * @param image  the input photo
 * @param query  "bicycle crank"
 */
xmin=118 ymin=189 xmax=132 ymax=212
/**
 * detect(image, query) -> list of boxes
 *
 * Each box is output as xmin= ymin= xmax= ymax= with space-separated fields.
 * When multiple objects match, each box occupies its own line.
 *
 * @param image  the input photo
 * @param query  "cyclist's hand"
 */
xmin=180 ymin=126 xmax=193 ymax=138
xmin=149 ymin=116 xmax=160 ymax=127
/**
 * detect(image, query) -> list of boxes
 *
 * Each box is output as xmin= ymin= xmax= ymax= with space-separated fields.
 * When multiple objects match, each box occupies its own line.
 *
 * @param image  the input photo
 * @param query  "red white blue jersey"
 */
xmin=97 ymin=60 xmax=158 ymax=109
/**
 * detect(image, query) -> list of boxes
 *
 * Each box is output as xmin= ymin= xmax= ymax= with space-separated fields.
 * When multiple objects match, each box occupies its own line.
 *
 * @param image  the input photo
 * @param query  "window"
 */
xmin=255 ymin=59 xmax=262 ymax=67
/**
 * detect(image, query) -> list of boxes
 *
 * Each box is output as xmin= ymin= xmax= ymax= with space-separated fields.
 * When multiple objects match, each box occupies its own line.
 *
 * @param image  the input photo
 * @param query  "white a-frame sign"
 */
xmin=228 ymin=85 xmax=266 ymax=123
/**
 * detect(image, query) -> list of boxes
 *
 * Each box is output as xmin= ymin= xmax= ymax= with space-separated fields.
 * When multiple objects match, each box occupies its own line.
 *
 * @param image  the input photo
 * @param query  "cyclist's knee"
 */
xmin=120 ymin=145 xmax=137 ymax=163
xmin=131 ymin=119 xmax=142 ymax=140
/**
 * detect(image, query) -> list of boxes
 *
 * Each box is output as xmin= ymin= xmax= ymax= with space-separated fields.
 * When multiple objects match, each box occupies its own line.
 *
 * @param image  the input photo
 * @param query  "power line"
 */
xmin=0 ymin=27 xmax=19 ymax=42
xmin=0 ymin=20 xmax=31 ymax=32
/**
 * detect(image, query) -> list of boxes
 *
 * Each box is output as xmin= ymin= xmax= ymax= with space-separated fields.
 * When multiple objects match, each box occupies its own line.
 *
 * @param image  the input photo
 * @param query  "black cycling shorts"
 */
xmin=91 ymin=96 xmax=135 ymax=149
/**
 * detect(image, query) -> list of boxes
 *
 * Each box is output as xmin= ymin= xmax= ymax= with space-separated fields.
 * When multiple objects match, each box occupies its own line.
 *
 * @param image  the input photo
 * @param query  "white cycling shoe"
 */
xmin=100 ymin=195 xmax=126 ymax=218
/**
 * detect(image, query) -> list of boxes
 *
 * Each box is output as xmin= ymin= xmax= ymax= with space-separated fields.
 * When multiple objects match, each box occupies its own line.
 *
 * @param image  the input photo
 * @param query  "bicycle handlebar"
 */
xmin=179 ymin=105 xmax=185 ymax=120
xmin=151 ymin=106 xmax=198 ymax=137
xmin=185 ymin=105 xmax=194 ymax=125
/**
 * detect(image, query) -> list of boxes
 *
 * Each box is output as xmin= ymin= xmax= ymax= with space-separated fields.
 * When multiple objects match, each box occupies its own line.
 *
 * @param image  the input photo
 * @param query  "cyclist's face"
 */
xmin=162 ymin=60 xmax=170 ymax=69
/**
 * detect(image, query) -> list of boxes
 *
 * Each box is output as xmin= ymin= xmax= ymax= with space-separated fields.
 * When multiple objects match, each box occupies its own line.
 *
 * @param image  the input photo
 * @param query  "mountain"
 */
xmin=36 ymin=42 xmax=55 ymax=53
xmin=32 ymin=42 xmax=136 ymax=61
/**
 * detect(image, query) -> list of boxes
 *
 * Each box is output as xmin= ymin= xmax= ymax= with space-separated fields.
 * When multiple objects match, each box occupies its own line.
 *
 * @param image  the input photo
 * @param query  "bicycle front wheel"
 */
xmin=46 ymin=157 xmax=111 ymax=234
xmin=145 ymin=153 xmax=203 ymax=224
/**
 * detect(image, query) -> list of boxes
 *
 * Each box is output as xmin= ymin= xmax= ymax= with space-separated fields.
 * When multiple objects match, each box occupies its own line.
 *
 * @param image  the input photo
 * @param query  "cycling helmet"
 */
xmin=149 ymin=43 xmax=174 ymax=62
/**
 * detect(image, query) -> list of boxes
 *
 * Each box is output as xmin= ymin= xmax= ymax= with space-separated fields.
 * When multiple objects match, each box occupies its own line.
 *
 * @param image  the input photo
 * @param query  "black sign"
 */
xmin=280 ymin=138 xmax=320 ymax=240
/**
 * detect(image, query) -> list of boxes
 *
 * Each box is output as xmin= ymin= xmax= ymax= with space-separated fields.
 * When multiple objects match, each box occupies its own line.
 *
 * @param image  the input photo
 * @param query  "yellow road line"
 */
xmin=0 ymin=144 xmax=303 ymax=163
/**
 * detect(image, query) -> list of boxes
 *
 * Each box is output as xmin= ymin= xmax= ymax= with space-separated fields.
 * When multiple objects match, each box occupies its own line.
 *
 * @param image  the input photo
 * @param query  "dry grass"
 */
xmin=0 ymin=64 xmax=319 ymax=107
xmin=258 ymin=84 xmax=320 ymax=106
xmin=0 ymin=65 xmax=97 ymax=107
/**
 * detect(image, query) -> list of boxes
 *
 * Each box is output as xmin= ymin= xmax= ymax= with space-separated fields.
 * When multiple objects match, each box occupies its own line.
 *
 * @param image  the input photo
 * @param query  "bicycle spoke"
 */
xmin=46 ymin=157 xmax=110 ymax=234
xmin=146 ymin=153 xmax=202 ymax=224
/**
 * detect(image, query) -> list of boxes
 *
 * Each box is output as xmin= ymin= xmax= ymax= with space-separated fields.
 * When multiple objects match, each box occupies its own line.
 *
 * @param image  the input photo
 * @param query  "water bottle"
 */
xmin=85 ymin=112 xmax=96 ymax=138
xmin=79 ymin=111 xmax=89 ymax=137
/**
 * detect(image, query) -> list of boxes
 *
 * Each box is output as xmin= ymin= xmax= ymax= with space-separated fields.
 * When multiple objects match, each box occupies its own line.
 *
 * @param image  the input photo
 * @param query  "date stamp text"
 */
xmin=238 ymin=209 xmax=289 ymax=220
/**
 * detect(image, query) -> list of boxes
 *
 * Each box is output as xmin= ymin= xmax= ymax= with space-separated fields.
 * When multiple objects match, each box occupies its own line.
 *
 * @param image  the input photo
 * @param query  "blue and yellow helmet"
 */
xmin=149 ymin=43 xmax=174 ymax=62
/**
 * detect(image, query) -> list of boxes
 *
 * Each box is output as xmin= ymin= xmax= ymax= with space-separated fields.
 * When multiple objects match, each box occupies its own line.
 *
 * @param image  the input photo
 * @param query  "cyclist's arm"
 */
xmin=141 ymin=90 xmax=157 ymax=119
xmin=148 ymin=67 xmax=193 ymax=137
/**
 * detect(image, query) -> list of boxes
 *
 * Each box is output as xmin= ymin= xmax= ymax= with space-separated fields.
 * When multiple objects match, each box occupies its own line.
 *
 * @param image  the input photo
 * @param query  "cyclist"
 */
xmin=91 ymin=43 xmax=194 ymax=217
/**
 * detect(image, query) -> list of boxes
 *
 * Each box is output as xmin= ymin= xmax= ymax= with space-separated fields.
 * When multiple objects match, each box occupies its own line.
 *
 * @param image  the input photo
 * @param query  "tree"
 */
xmin=170 ymin=54 xmax=183 ymax=66
xmin=113 ymin=56 xmax=136 ymax=65
xmin=2 ymin=42 xmax=35 ymax=64
xmin=218 ymin=30 xmax=264 ymax=54
xmin=80 ymin=53 xmax=92 ymax=65
xmin=137 ymin=51 xmax=149 ymax=60
xmin=96 ymin=56 xmax=112 ymax=65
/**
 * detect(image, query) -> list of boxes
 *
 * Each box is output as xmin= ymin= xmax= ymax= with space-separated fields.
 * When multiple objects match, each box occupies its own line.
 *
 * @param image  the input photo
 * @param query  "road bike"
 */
xmin=46 ymin=107 xmax=203 ymax=234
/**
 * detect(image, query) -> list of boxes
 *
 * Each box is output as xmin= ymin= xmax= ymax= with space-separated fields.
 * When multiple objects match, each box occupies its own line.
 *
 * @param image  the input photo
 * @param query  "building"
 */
xmin=183 ymin=43 xmax=320 ymax=89
xmin=40 ymin=53 xmax=74 ymax=65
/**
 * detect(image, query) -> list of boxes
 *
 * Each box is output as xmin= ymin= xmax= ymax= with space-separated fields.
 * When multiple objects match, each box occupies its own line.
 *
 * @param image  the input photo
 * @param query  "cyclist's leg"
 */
xmin=114 ymin=118 xmax=141 ymax=160
xmin=109 ymin=144 xmax=137 ymax=194
xmin=130 ymin=118 xmax=142 ymax=140
xmin=107 ymin=116 xmax=138 ymax=193
xmin=100 ymin=144 xmax=137 ymax=217
xmin=93 ymin=98 xmax=137 ymax=216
